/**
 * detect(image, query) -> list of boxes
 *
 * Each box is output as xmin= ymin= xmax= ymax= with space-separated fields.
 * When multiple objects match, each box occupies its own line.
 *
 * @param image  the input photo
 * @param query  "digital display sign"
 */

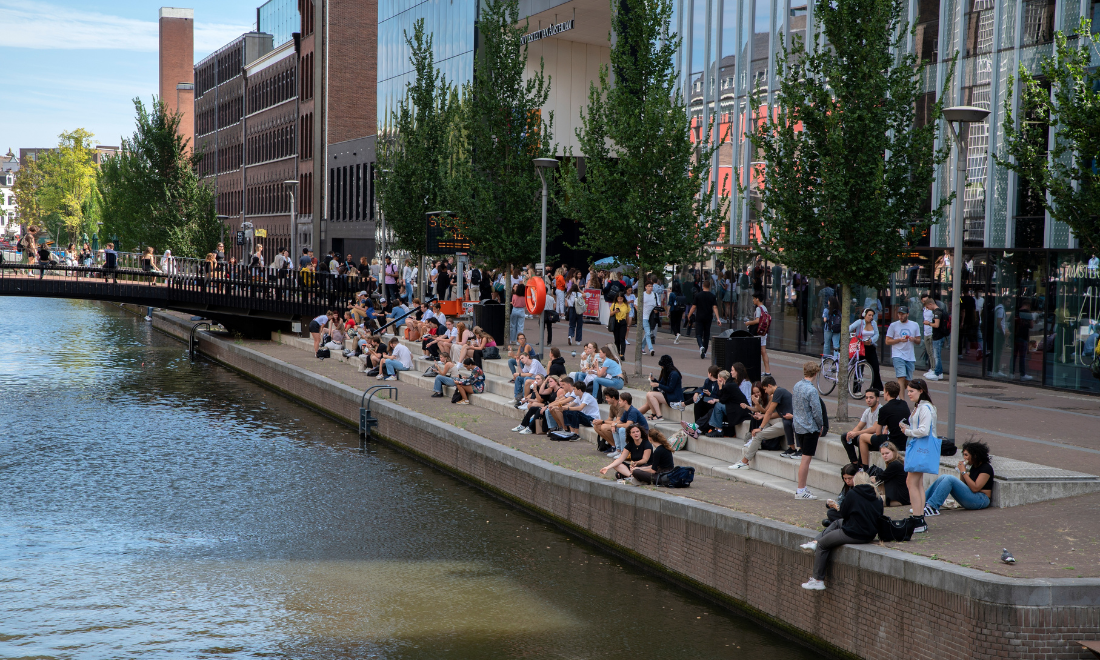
xmin=425 ymin=211 xmax=472 ymax=254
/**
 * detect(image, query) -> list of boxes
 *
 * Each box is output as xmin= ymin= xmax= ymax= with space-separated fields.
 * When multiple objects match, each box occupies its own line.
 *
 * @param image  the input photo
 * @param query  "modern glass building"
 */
xmin=257 ymin=0 xmax=300 ymax=48
xmin=377 ymin=0 xmax=477 ymax=133
xmin=674 ymin=0 xmax=1100 ymax=393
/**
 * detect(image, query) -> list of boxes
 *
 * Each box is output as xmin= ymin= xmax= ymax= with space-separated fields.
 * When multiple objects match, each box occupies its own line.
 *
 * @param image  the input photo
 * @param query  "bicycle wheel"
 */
xmin=848 ymin=360 xmax=873 ymax=399
xmin=816 ymin=357 xmax=837 ymax=396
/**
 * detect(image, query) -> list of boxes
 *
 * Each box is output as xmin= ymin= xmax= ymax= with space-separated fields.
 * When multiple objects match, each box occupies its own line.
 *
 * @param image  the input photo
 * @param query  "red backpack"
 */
xmin=756 ymin=307 xmax=772 ymax=336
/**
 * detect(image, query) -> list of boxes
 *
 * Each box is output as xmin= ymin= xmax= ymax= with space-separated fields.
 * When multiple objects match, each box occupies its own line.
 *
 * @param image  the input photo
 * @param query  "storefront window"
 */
xmin=1046 ymin=252 xmax=1100 ymax=392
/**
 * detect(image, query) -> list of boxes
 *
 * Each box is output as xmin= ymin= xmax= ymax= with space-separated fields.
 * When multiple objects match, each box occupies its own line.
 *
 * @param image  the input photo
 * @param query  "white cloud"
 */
xmin=0 ymin=0 xmax=251 ymax=52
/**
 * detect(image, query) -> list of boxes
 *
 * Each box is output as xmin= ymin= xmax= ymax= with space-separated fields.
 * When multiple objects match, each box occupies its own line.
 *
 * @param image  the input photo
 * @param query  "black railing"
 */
xmin=0 ymin=263 xmax=363 ymax=320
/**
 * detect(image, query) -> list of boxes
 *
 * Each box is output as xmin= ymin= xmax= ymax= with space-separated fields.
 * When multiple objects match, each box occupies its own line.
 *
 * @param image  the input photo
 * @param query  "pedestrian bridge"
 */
xmin=0 ymin=264 xmax=358 ymax=334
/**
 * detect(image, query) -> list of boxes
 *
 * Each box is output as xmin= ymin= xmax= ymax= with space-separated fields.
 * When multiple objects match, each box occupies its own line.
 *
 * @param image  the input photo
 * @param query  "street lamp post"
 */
xmin=533 ymin=158 xmax=559 ymax=361
xmin=216 ymin=215 xmax=229 ymax=248
xmin=376 ymin=168 xmax=392 ymax=290
xmin=284 ymin=180 xmax=299 ymax=268
xmin=941 ymin=105 xmax=989 ymax=444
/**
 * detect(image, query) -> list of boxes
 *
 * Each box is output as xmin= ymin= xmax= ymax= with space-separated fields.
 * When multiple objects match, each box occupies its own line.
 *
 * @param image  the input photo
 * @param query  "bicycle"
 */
xmin=815 ymin=351 xmax=874 ymax=399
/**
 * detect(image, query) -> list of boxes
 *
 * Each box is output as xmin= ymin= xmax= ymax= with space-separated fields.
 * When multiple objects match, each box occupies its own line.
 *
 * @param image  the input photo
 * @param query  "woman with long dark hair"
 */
xmin=638 ymin=354 xmax=684 ymax=421
xmin=922 ymin=440 xmax=994 ymax=515
xmin=899 ymin=378 xmax=937 ymax=533
xmin=609 ymin=292 xmax=630 ymax=357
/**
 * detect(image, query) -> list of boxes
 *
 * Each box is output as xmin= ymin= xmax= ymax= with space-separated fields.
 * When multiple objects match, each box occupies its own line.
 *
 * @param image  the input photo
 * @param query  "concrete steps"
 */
xmin=279 ymin=329 xmax=1100 ymax=506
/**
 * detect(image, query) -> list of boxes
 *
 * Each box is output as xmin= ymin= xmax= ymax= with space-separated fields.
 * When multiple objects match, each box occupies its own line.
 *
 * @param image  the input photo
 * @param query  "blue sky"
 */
xmin=0 ymin=0 xmax=259 ymax=152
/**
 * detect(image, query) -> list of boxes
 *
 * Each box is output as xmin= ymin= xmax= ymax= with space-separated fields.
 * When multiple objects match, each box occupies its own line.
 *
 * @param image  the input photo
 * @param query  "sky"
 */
xmin=0 ymin=0 xmax=258 ymax=153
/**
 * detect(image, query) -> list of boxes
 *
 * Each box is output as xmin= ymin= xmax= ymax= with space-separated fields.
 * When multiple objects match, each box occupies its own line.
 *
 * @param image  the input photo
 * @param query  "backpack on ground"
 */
xmin=549 ymin=430 xmax=578 ymax=441
xmin=940 ymin=437 xmax=958 ymax=456
xmin=757 ymin=308 xmax=772 ymax=336
xmin=656 ymin=466 xmax=695 ymax=488
xmin=828 ymin=310 xmax=841 ymax=333
xmin=668 ymin=430 xmax=690 ymax=451
xmin=316 ymin=348 xmax=331 ymax=360
xmin=876 ymin=515 xmax=916 ymax=542
xmin=596 ymin=436 xmax=614 ymax=453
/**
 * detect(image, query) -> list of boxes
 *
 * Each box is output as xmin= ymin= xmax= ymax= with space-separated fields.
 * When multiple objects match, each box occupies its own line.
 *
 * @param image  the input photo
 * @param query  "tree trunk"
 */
xmin=836 ymin=282 xmax=852 ymax=423
xmin=634 ymin=284 xmax=645 ymax=377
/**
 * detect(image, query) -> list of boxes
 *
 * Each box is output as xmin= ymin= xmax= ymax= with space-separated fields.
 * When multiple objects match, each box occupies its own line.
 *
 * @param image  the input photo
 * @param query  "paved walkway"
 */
xmin=212 ymin=324 xmax=1100 ymax=580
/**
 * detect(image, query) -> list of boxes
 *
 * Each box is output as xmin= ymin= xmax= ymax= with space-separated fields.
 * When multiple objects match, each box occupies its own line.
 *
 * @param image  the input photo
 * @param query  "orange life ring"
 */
xmin=525 ymin=277 xmax=546 ymax=315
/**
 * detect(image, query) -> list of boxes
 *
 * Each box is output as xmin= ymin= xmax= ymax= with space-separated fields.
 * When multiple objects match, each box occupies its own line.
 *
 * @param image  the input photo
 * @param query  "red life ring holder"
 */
xmin=525 ymin=277 xmax=547 ymax=315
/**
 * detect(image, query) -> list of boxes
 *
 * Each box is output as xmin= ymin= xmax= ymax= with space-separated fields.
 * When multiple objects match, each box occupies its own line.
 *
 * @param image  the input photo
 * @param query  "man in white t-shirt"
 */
xmin=840 ymin=390 xmax=881 ymax=464
xmin=885 ymin=305 xmax=922 ymax=391
xmin=547 ymin=378 xmax=600 ymax=433
xmin=513 ymin=353 xmax=546 ymax=401
xmin=381 ymin=337 xmax=413 ymax=380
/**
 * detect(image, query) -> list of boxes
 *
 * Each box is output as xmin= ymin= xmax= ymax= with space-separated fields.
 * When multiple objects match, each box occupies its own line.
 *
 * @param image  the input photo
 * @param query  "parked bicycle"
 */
xmin=815 ymin=352 xmax=873 ymax=399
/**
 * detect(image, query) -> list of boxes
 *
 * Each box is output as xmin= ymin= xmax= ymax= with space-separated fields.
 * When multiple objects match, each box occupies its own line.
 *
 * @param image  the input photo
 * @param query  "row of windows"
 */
xmin=197 ymin=95 xmax=245 ymax=136
xmin=299 ymin=171 xmax=314 ymax=215
xmin=248 ymin=181 xmax=293 ymax=216
xmin=217 ymin=189 xmax=243 ymax=217
xmin=300 ymin=51 xmax=315 ymax=101
xmin=328 ymin=163 xmax=372 ymax=222
xmin=248 ymin=66 xmax=296 ymax=116
xmin=196 ymin=44 xmax=243 ymax=98
xmin=299 ymin=0 xmax=315 ymax=36
xmin=197 ymin=141 xmax=243 ymax=177
xmin=248 ymin=120 xmax=296 ymax=165
xmin=299 ymin=112 xmax=315 ymax=160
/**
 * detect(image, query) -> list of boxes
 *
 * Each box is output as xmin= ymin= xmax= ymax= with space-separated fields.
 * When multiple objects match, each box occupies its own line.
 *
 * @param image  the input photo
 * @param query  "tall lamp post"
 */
xmin=941 ymin=105 xmax=989 ymax=444
xmin=217 ymin=215 xmax=229 ymax=248
xmin=283 ymin=180 xmax=299 ymax=267
xmin=533 ymin=158 xmax=558 ymax=360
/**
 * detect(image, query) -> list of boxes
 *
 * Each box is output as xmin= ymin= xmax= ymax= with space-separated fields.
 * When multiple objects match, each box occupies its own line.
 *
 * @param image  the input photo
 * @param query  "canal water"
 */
xmin=0 ymin=298 xmax=821 ymax=659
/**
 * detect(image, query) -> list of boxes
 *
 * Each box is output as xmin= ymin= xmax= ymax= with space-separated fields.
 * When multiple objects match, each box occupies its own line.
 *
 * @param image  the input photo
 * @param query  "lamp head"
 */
xmin=532 ymin=158 xmax=559 ymax=169
xmin=943 ymin=106 xmax=990 ymax=123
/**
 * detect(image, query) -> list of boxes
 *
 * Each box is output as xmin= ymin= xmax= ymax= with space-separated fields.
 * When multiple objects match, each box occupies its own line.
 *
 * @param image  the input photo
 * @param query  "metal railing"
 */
xmin=0 ymin=262 xmax=366 ymax=320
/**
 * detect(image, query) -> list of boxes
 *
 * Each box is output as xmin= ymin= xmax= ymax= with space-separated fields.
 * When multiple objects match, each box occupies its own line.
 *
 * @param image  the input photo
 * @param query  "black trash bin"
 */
xmin=473 ymin=302 xmax=507 ymax=348
xmin=712 ymin=329 xmax=761 ymax=382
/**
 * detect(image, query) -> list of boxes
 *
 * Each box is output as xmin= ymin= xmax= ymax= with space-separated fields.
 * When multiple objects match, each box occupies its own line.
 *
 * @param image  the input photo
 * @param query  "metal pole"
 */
xmin=537 ymin=170 xmax=548 ymax=360
xmin=947 ymin=122 xmax=966 ymax=443
xmin=288 ymin=190 xmax=296 ymax=269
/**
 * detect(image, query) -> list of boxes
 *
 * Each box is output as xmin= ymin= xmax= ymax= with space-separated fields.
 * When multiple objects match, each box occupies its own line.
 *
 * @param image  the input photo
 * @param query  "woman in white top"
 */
xmin=449 ymin=322 xmax=475 ymax=365
xmin=570 ymin=342 xmax=602 ymax=387
xmin=899 ymin=378 xmax=938 ymax=533
xmin=849 ymin=308 xmax=883 ymax=392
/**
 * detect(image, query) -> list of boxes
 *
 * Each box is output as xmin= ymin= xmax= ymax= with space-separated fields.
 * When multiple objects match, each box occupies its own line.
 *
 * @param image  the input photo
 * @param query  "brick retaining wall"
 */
xmin=145 ymin=309 xmax=1100 ymax=660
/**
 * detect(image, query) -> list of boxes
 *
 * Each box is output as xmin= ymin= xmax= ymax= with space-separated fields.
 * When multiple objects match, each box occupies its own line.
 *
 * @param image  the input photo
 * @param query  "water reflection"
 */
xmin=0 ymin=299 xmax=820 ymax=659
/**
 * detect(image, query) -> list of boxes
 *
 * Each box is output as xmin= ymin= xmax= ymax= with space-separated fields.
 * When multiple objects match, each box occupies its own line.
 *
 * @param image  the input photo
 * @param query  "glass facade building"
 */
xmin=257 ymin=0 xmax=300 ymax=48
xmin=675 ymin=0 xmax=1100 ymax=392
xmin=377 ymin=0 xmax=477 ymax=132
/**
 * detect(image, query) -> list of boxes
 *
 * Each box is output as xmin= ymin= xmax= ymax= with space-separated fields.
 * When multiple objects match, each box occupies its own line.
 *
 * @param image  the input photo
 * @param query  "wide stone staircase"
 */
xmin=282 ymin=328 xmax=1100 ymax=507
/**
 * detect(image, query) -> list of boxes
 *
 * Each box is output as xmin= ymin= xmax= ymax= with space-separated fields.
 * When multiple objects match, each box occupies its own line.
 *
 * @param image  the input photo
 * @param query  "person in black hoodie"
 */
xmin=691 ymin=366 xmax=722 ymax=425
xmin=864 ymin=441 xmax=910 ymax=507
xmin=801 ymin=472 xmax=883 ymax=590
xmin=703 ymin=370 xmax=751 ymax=437
xmin=547 ymin=347 xmax=567 ymax=377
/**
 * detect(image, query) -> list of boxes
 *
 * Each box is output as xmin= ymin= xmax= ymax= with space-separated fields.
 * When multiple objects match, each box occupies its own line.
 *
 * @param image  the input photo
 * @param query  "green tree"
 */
xmin=745 ymin=0 xmax=952 ymax=420
xmin=36 ymin=129 xmax=98 ymax=244
xmin=12 ymin=154 xmax=45 ymax=233
xmin=98 ymin=98 xmax=220 ymax=257
xmin=560 ymin=0 xmax=726 ymax=375
xmin=998 ymin=20 xmax=1100 ymax=255
xmin=377 ymin=18 xmax=461 ymax=298
xmin=449 ymin=0 xmax=555 ymax=320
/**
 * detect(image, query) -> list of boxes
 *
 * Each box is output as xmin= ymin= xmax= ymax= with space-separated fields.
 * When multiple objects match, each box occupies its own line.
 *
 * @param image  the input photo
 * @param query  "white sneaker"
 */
xmin=800 ymin=540 xmax=818 ymax=551
xmin=511 ymin=425 xmax=525 ymax=432
xmin=518 ymin=403 xmax=529 ymax=411
xmin=567 ymin=336 xmax=572 ymax=345
xmin=376 ymin=374 xmax=384 ymax=380
xmin=607 ymin=451 xmax=619 ymax=457
xmin=730 ymin=461 xmax=750 ymax=469
xmin=925 ymin=373 xmax=942 ymax=381
xmin=923 ymin=370 xmax=936 ymax=379
xmin=518 ymin=427 xmax=533 ymax=434
xmin=617 ymin=477 xmax=635 ymax=486
xmin=626 ymin=339 xmax=631 ymax=345
xmin=801 ymin=578 xmax=826 ymax=591
xmin=794 ymin=490 xmax=818 ymax=500
xmin=1020 ymin=374 xmax=1033 ymax=381
xmin=674 ymin=334 xmax=681 ymax=344
xmin=385 ymin=376 xmax=398 ymax=381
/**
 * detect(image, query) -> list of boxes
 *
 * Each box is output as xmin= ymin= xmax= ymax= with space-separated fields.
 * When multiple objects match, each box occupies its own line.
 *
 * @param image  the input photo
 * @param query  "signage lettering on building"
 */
xmin=520 ymin=19 xmax=575 ymax=45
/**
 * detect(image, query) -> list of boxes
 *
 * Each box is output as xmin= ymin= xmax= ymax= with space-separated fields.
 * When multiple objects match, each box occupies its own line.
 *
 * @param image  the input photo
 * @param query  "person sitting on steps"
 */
xmin=631 ymin=429 xmax=676 ymax=485
xmin=922 ymin=440 xmax=995 ymax=516
xmin=855 ymin=381 xmax=910 ymax=469
xmin=600 ymin=424 xmax=652 ymax=485
xmin=730 ymin=375 xmax=795 ymax=469
xmin=702 ymin=370 xmax=751 ymax=438
xmin=840 ymin=389 xmax=881 ymax=465
xmin=864 ymin=441 xmax=910 ymax=507
xmin=800 ymin=471 xmax=883 ymax=591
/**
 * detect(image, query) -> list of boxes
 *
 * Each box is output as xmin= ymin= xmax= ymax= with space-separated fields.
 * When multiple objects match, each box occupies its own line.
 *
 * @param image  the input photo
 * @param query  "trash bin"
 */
xmin=712 ymin=329 xmax=761 ymax=382
xmin=473 ymin=302 xmax=507 ymax=347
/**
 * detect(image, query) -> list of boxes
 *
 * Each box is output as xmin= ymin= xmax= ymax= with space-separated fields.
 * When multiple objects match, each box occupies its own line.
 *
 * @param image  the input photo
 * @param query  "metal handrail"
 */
xmin=359 ymin=385 xmax=398 ymax=440
xmin=189 ymin=321 xmax=212 ymax=361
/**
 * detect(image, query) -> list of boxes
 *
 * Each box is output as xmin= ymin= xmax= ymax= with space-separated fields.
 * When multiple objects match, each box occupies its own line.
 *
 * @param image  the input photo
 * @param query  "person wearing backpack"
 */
xmin=745 ymin=292 xmax=772 ymax=376
xmin=800 ymin=471 xmax=883 ymax=591
xmin=823 ymin=296 xmax=841 ymax=358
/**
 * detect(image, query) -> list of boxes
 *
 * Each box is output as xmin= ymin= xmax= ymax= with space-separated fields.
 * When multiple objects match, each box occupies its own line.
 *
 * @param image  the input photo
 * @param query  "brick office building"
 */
xmin=191 ymin=0 xmax=377 ymax=264
xmin=159 ymin=7 xmax=195 ymax=150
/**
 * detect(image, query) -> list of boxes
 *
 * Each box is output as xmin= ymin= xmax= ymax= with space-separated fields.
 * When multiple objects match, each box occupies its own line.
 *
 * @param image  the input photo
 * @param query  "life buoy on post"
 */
xmin=525 ymin=277 xmax=546 ymax=315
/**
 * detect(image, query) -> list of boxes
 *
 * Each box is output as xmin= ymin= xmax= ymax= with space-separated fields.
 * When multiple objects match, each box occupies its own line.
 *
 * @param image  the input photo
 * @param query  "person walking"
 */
xmin=686 ymin=279 xmax=721 ymax=360
xmin=792 ymin=361 xmax=823 ymax=500
xmin=745 ymin=292 xmax=772 ymax=376
xmin=641 ymin=281 xmax=660 ymax=356
xmin=566 ymin=286 xmax=585 ymax=345
xmin=851 ymin=308 xmax=884 ymax=392
xmin=609 ymin=293 xmax=630 ymax=358
xmin=885 ymin=305 xmax=922 ymax=392
xmin=922 ymin=297 xmax=947 ymax=381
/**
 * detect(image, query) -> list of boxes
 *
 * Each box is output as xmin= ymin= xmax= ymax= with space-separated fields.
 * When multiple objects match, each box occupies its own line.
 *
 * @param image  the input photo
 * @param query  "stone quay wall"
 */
xmin=144 ymin=308 xmax=1100 ymax=660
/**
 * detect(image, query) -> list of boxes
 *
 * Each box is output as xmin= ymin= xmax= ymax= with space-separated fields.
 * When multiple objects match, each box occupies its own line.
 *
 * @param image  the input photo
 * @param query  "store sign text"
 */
xmin=521 ymin=19 xmax=575 ymax=44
